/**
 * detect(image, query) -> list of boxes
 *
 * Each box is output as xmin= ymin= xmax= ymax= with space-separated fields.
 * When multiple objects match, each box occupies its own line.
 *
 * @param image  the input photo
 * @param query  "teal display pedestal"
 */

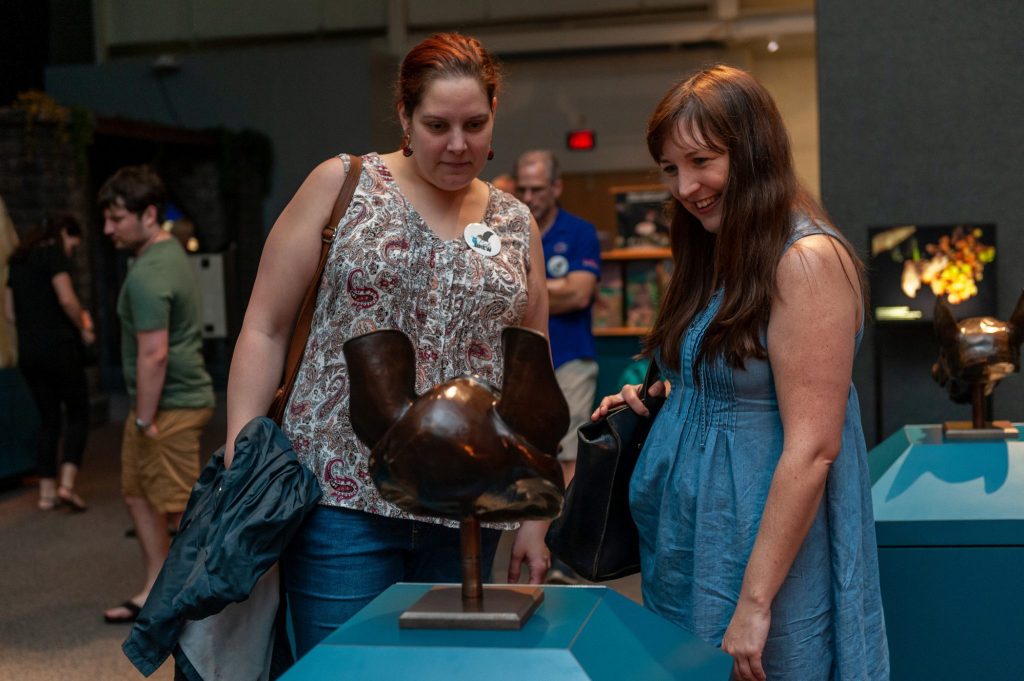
xmin=280 ymin=584 xmax=731 ymax=681
xmin=870 ymin=425 xmax=1024 ymax=680
xmin=595 ymin=335 xmax=644 ymax=403
xmin=0 ymin=367 xmax=38 ymax=482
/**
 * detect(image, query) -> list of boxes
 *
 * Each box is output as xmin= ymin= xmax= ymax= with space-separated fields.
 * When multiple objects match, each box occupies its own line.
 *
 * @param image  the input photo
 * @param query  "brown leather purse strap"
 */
xmin=273 ymin=155 xmax=362 ymax=420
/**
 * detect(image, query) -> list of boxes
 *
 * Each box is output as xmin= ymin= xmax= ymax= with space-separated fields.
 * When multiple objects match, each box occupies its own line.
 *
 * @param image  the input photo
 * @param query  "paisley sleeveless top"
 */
xmin=283 ymin=153 xmax=534 ymax=522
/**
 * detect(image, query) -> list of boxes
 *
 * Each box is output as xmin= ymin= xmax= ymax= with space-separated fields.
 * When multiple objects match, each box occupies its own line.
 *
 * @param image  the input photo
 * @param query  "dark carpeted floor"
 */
xmin=0 ymin=393 xmax=223 ymax=681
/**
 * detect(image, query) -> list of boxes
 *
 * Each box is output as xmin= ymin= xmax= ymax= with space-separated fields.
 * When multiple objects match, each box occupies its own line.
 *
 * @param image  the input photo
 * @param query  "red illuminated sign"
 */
xmin=566 ymin=129 xmax=596 ymax=151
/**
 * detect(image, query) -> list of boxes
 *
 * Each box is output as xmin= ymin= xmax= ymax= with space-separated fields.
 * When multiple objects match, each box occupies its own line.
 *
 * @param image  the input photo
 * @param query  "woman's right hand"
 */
xmin=591 ymin=379 xmax=666 ymax=420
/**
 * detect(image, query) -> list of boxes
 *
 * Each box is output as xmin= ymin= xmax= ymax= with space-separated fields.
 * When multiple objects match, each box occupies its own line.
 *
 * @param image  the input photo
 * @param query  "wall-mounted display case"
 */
xmin=593 ymin=185 xmax=673 ymax=336
xmin=593 ymin=246 xmax=672 ymax=336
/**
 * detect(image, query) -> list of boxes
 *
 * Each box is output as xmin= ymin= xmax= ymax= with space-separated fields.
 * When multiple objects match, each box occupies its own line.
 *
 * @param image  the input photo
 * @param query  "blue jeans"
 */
xmin=281 ymin=505 xmax=502 ymax=658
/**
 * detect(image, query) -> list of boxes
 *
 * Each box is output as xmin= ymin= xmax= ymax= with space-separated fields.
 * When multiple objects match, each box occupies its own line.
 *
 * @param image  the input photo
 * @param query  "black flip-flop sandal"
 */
xmin=103 ymin=600 xmax=142 ymax=624
xmin=57 ymin=487 xmax=88 ymax=512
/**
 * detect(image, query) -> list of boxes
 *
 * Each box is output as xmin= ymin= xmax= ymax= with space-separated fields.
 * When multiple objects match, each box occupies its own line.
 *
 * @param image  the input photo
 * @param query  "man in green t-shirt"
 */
xmin=97 ymin=166 xmax=215 ymax=624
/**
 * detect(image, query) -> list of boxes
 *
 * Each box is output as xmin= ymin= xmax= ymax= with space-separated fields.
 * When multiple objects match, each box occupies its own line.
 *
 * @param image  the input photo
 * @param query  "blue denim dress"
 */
xmin=629 ymin=221 xmax=889 ymax=680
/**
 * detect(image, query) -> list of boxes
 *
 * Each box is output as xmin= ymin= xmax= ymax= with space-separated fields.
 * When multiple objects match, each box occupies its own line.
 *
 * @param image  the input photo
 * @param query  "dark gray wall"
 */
xmin=45 ymin=40 xmax=376 ymax=227
xmin=818 ymin=0 xmax=1024 ymax=443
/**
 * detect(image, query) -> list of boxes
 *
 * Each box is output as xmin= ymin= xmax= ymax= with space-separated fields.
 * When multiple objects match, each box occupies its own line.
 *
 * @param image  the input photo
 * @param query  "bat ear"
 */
xmin=343 ymin=330 xmax=417 ymax=448
xmin=933 ymin=296 xmax=960 ymax=355
xmin=495 ymin=327 xmax=569 ymax=457
xmin=1008 ymin=289 xmax=1024 ymax=349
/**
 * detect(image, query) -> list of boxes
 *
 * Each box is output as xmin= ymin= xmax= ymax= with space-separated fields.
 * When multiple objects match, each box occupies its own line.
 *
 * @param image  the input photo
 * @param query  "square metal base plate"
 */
xmin=943 ymin=420 xmax=1019 ymax=441
xmin=399 ymin=585 xmax=544 ymax=630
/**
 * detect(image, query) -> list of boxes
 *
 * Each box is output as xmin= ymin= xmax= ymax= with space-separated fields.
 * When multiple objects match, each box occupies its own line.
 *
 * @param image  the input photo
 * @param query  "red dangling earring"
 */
xmin=487 ymin=148 xmax=495 ymax=161
xmin=402 ymin=132 xmax=413 ymax=157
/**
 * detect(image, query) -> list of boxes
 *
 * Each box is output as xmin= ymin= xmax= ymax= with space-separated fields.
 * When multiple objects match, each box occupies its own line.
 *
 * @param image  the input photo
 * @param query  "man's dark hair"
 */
xmin=96 ymin=165 xmax=167 ymax=223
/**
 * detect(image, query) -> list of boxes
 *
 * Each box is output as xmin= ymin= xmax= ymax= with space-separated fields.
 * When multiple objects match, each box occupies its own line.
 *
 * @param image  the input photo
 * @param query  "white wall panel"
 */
xmin=188 ymin=254 xmax=227 ymax=338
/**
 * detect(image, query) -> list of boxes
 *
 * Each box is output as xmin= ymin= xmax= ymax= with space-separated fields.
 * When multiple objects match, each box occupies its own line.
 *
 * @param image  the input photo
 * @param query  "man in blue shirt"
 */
xmin=514 ymin=150 xmax=601 ymax=486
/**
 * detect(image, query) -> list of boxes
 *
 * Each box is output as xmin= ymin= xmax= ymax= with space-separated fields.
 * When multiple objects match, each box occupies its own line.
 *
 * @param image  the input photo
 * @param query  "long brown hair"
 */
xmin=643 ymin=64 xmax=862 ymax=375
xmin=10 ymin=214 xmax=81 ymax=264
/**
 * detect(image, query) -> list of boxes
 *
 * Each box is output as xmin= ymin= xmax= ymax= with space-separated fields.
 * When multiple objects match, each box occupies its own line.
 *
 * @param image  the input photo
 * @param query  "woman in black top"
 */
xmin=5 ymin=215 xmax=95 ymax=510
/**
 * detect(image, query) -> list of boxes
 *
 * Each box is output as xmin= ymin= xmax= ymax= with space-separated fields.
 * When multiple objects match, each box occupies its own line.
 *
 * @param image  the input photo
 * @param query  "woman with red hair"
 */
xmin=225 ymin=33 xmax=550 ymax=656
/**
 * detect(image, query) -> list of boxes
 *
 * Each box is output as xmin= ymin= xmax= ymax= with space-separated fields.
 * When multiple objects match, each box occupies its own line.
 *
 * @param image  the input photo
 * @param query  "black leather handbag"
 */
xmin=546 ymin=361 xmax=665 ymax=582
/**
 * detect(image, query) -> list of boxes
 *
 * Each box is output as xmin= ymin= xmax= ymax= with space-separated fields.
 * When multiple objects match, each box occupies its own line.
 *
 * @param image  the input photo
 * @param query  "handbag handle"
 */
xmin=267 ymin=155 xmax=363 ymax=424
xmin=637 ymin=359 xmax=662 ymax=401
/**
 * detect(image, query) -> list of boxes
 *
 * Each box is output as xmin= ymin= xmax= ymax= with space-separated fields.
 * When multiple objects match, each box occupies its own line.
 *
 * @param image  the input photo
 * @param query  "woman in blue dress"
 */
xmin=593 ymin=65 xmax=889 ymax=680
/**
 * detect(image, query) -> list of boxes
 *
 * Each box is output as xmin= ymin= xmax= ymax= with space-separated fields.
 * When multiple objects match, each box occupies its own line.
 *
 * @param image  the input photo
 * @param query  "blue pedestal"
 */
xmin=0 ymin=367 xmax=38 ymax=482
xmin=281 ymin=584 xmax=731 ymax=681
xmin=870 ymin=425 xmax=1024 ymax=680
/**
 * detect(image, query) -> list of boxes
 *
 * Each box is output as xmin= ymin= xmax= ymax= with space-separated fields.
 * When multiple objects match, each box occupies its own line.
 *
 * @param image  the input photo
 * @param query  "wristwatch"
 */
xmin=135 ymin=417 xmax=152 ymax=431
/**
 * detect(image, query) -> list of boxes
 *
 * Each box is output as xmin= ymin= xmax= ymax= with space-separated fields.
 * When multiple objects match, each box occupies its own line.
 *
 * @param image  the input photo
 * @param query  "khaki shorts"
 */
xmin=555 ymin=358 xmax=599 ymax=462
xmin=121 ymin=407 xmax=214 ymax=514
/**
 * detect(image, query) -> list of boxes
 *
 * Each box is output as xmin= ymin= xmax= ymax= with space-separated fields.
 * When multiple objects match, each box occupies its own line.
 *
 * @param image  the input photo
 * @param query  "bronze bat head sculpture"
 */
xmin=931 ymin=290 xmax=1024 ymax=403
xmin=342 ymin=327 xmax=568 ymax=523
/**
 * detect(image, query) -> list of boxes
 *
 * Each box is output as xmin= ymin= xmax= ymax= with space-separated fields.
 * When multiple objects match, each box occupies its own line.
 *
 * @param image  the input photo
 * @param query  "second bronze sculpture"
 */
xmin=343 ymin=326 xmax=569 ymax=628
xmin=932 ymin=290 xmax=1024 ymax=438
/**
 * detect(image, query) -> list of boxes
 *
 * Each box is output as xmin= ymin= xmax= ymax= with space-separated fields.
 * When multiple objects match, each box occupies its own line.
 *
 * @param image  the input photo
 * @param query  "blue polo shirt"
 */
xmin=542 ymin=208 xmax=601 ymax=369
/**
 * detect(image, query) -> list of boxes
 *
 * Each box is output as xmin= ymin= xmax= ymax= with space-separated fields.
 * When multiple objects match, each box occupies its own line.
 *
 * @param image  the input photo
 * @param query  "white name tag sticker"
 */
xmin=464 ymin=222 xmax=501 ymax=257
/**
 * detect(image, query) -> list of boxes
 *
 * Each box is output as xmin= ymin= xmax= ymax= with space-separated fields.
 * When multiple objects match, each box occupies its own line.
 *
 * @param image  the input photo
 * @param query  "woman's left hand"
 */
xmin=721 ymin=598 xmax=771 ymax=681
xmin=506 ymin=519 xmax=551 ymax=584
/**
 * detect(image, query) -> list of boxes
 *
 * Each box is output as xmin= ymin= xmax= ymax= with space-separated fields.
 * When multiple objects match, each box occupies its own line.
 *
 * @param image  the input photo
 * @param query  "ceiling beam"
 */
xmin=713 ymin=0 xmax=740 ymax=21
xmin=411 ymin=11 xmax=814 ymax=56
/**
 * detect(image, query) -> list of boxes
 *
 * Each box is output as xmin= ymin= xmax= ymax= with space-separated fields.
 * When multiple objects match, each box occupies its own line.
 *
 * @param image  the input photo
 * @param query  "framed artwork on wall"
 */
xmin=867 ymin=223 xmax=998 ymax=444
xmin=613 ymin=186 xmax=671 ymax=249
xmin=868 ymin=223 xmax=997 ymax=322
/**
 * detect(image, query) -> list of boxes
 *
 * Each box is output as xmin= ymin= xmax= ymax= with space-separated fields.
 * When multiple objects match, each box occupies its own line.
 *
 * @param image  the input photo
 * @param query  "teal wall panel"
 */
xmin=0 ymin=368 xmax=39 ymax=481
xmin=595 ymin=335 xmax=645 ymax=404
xmin=878 ymin=547 xmax=1024 ymax=680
